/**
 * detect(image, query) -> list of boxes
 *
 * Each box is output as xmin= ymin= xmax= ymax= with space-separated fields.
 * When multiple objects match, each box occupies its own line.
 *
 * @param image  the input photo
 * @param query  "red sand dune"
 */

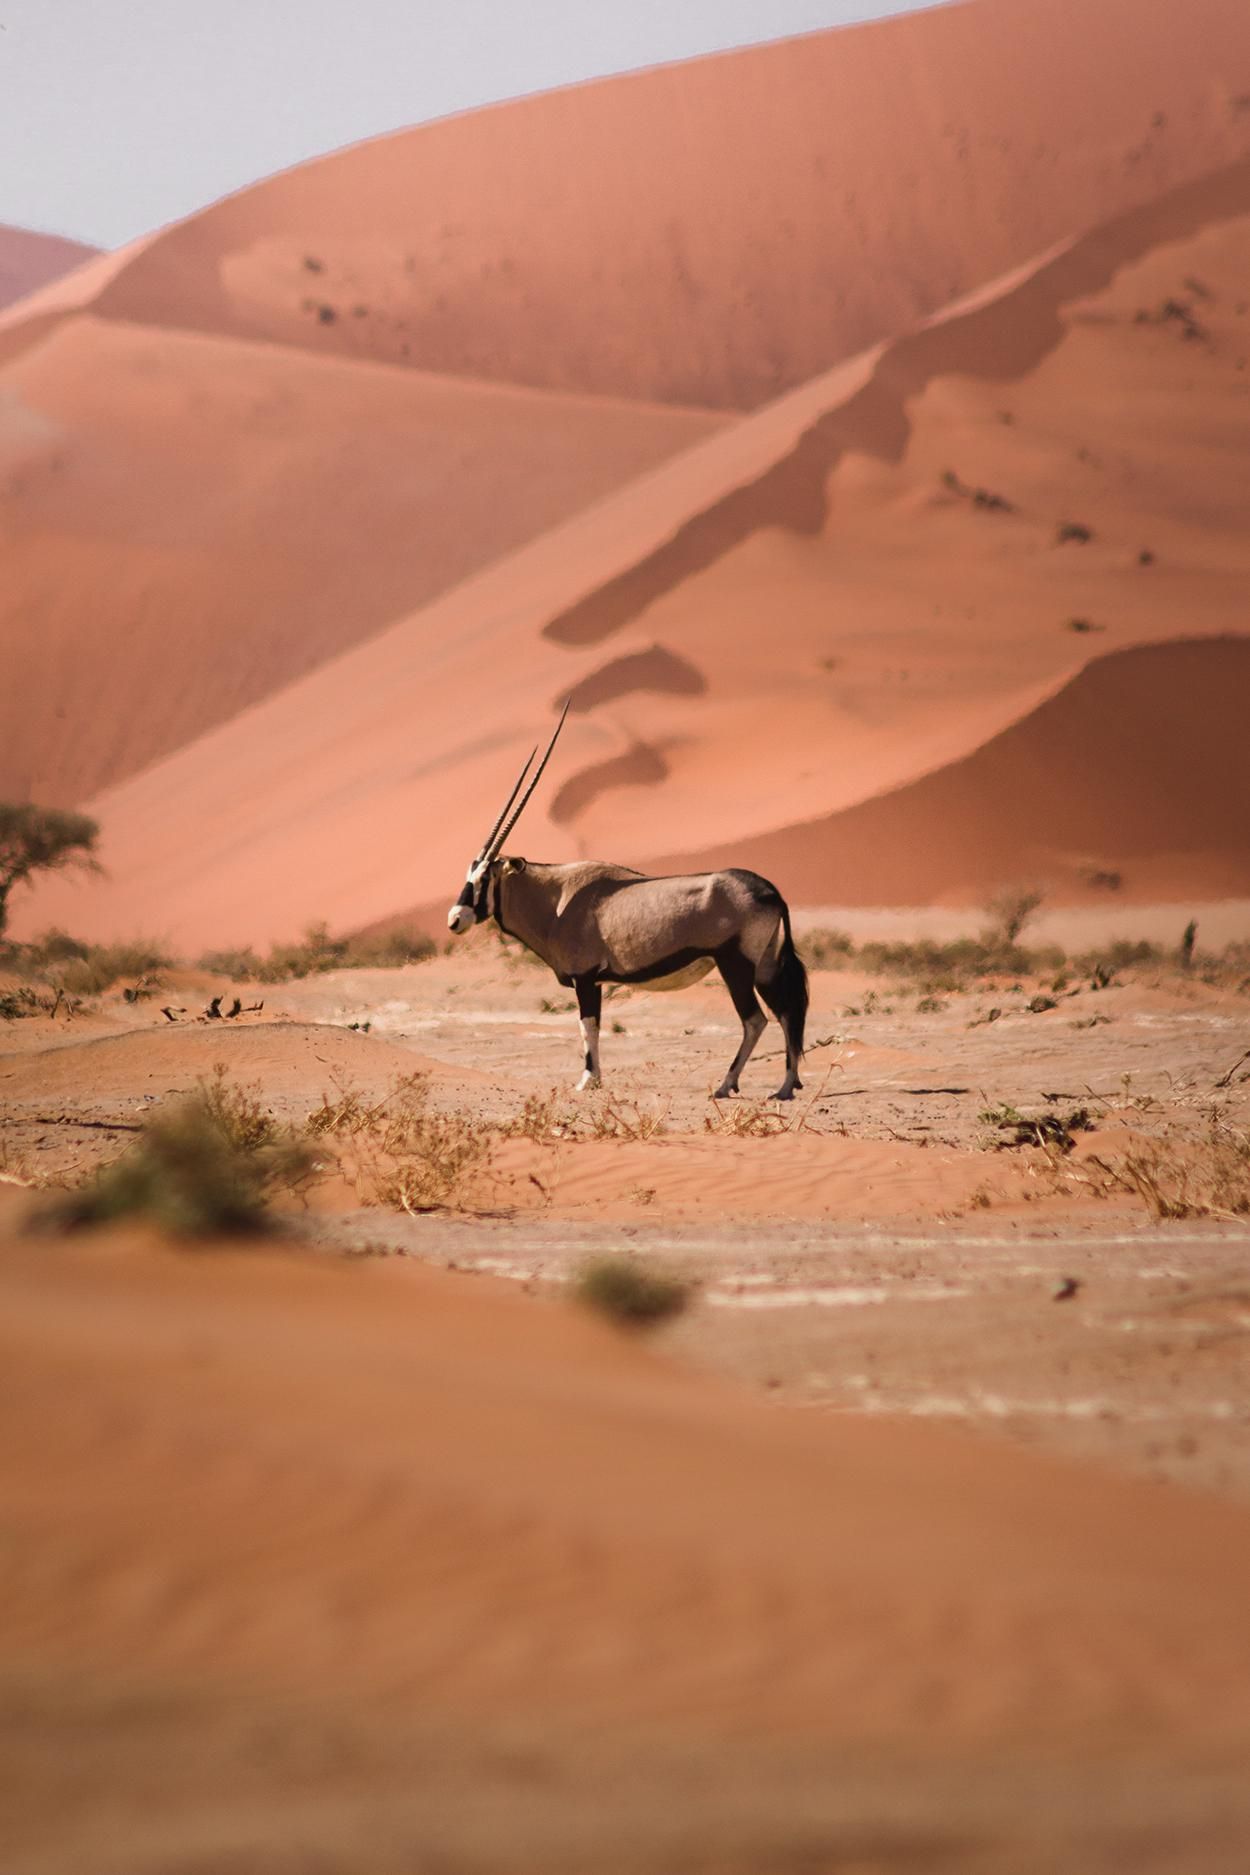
xmin=17 ymin=160 xmax=1250 ymax=947
xmin=2 ymin=0 xmax=1250 ymax=818
xmin=62 ymin=0 xmax=1250 ymax=411
xmin=0 ymin=226 xmax=96 ymax=313
xmin=0 ymin=316 xmax=719 ymax=802
xmin=660 ymin=636 xmax=1250 ymax=905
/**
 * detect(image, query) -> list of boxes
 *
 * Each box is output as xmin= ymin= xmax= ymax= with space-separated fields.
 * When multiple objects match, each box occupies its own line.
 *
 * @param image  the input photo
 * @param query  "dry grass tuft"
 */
xmin=704 ymin=1098 xmax=790 ymax=1138
xmin=307 ymin=1073 xmax=491 ymax=1214
xmin=981 ymin=1102 xmax=1094 ymax=1154
xmin=0 ymin=983 xmax=83 ymax=1021
xmin=498 ymin=1089 xmax=577 ymax=1144
xmin=1087 ymin=1108 xmax=1250 ymax=1220
xmin=586 ymin=1096 xmax=670 ymax=1142
xmin=573 ymin=1255 xmax=691 ymax=1328
xmin=38 ymin=1067 xmax=315 ymax=1238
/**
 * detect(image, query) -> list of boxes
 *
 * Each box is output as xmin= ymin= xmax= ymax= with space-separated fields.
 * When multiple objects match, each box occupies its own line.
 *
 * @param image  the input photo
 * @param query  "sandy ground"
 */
xmin=4 ymin=8 xmax=1250 ymax=1864
xmin=2 ymin=937 xmax=1249 ymax=1871
xmin=6 ymin=1226 xmax=1250 ymax=1875
xmin=4 ymin=934 xmax=1247 ymax=1502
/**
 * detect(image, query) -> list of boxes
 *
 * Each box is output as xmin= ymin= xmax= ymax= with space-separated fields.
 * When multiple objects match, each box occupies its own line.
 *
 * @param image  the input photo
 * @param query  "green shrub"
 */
xmin=39 ymin=1068 xmax=315 ymax=1237
xmin=572 ymin=1255 xmax=690 ymax=1327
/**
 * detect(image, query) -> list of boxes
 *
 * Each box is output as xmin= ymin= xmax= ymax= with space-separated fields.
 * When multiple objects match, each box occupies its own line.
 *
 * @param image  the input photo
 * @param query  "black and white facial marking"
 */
xmin=448 ymin=856 xmax=528 ymax=935
xmin=447 ymin=859 xmax=491 ymax=935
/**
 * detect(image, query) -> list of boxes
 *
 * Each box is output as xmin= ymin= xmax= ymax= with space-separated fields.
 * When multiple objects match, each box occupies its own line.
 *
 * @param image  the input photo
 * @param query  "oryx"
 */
xmin=447 ymin=706 xmax=808 ymax=1100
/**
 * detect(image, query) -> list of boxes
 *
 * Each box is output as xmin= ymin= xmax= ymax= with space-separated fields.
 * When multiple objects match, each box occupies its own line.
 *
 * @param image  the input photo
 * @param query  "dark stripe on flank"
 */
xmin=597 ymin=947 xmax=712 ymax=986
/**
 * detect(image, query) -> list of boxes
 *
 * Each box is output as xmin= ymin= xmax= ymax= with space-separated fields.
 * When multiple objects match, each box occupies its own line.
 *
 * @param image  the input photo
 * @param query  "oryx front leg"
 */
xmin=712 ymin=947 xmax=767 ymax=1099
xmin=573 ymin=977 xmax=602 ymax=1091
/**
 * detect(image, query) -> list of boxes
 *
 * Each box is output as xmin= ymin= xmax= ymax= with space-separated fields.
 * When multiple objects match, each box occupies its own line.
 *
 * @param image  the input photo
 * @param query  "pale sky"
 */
xmin=0 ymin=0 xmax=947 ymax=248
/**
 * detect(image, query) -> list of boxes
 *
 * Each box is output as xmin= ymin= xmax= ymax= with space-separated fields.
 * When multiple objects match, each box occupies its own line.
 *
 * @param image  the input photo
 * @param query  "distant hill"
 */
xmin=17 ymin=159 xmax=1250 ymax=946
xmin=5 ymin=0 xmax=1250 ymax=942
xmin=0 ymin=225 xmax=97 ymax=312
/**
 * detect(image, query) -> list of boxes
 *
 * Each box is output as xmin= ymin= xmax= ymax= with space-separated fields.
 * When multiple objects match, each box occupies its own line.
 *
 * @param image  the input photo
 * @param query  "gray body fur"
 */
xmin=480 ymin=858 xmax=808 ymax=1100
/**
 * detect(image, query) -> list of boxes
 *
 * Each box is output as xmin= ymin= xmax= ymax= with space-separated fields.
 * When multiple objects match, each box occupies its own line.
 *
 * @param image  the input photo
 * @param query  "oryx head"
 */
xmin=448 ymin=701 xmax=570 ymax=935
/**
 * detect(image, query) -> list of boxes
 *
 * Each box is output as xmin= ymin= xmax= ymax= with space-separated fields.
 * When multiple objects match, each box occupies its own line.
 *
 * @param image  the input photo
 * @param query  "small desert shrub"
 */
xmin=799 ymin=927 xmax=855 ymax=969
xmin=307 ymin=1073 xmax=490 ymax=1212
xmin=41 ymin=1068 xmax=314 ymax=1237
xmin=54 ymin=941 xmax=172 ymax=997
xmin=197 ymin=945 xmax=262 ymax=980
xmin=1088 ymin=1110 xmax=1250 ymax=1220
xmin=10 ymin=927 xmax=90 ymax=966
xmin=0 ymin=984 xmax=81 ymax=1021
xmin=586 ymin=1097 xmax=669 ymax=1141
xmin=704 ymin=1098 xmax=789 ymax=1137
xmin=259 ymin=922 xmax=349 ymax=980
xmin=1 ymin=931 xmax=171 ymax=996
xmin=983 ymin=888 xmax=1044 ymax=947
xmin=940 ymin=468 xmax=1016 ymax=513
xmin=854 ymin=935 xmax=1062 ymax=991
xmin=573 ymin=1255 xmax=690 ymax=1327
xmin=982 ymin=1103 xmax=1094 ymax=1154
xmin=201 ymin=922 xmax=434 ymax=983
xmin=498 ymin=1089 xmax=576 ymax=1143
xmin=347 ymin=927 xmax=437 ymax=969
xmin=1072 ymin=939 xmax=1161 ymax=976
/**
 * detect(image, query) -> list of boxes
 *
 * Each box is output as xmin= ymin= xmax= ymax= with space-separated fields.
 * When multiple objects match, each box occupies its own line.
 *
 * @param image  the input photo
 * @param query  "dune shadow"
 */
xmin=550 ymin=742 xmax=669 ymax=825
xmin=543 ymin=156 xmax=1250 ymax=649
xmin=559 ymin=645 xmax=707 ymax=715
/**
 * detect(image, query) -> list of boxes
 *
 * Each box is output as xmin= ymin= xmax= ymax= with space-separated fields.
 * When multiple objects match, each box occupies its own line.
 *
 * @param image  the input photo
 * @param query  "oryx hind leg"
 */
xmin=757 ymin=974 xmax=803 ymax=1100
xmin=573 ymin=976 xmax=602 ymax=1091
xmin=754 ymin=921 xmax=807 ymax=1102
xmin=712 ymin=946 xmax=767 ymax=1099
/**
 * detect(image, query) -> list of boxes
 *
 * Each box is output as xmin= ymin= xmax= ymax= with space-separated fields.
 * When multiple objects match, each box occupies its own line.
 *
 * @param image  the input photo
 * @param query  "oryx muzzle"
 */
xmin=446 ymin=705 xmax=808 ymax=1100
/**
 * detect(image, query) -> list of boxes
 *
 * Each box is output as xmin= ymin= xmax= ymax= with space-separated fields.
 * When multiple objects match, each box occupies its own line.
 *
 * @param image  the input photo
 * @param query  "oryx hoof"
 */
xmin=771 ymin=1083 xmax=799 ymax=1102
xmin=712 ymin=1082 xmax=737 ymax=1100
xmin=576 ymin=1071 xmax=601 ymax=1092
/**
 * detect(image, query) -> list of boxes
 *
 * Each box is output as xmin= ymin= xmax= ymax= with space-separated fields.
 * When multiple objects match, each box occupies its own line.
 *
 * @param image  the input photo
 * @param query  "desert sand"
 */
xmin=64 ymin=0 xmax=1250 ymax=408
xmin=0 ymin=317 xmax=721 ymax=802
xmin=1 ymin=0 xmax=1250 ymax=837
xmin=0 ymin=225 xmax=96 ymax=313
xmin=5 ymin=4 xmax=1250 ymax=1866
xmin=14 ymin=159 xmax=1250 ymax=947
xmin=4 ymin=943 xmax=1250 ymax=1871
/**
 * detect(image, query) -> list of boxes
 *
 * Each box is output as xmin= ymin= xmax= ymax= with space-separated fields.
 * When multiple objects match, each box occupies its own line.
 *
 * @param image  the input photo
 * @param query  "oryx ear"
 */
xmin=502 ymin=857 xmax=527 ymax=875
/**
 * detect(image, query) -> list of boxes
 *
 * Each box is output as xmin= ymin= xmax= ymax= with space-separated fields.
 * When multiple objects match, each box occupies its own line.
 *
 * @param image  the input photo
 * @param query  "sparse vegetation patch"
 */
xmin=981 ymin=1102 xmax=1094 ymax=1155
xmin=199 ymin=922 xmax=434 ymax=983
xmin=940 ymin=468 xmax=1017 ymax=513
xmin=1088 ymin=1108 xmax=1250 ymax=1220
xmin=306 ymin=1073 xmax=490 ymax=1214
xmin=573 ymin=1255 xmax=691 ymax=1328
xmin=38 ymin=1067 xmax=315 ymax=1238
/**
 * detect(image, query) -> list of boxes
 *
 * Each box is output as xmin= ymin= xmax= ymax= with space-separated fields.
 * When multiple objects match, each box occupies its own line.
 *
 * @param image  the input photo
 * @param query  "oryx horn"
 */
xmin=475 ymin=747 xmax=537 ymax=863
xmin=485 ymin=697 xmax=571 ymax=861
